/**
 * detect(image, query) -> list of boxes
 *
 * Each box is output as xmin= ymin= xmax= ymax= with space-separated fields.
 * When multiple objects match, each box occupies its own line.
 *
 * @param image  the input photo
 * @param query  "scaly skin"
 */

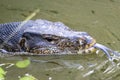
xmin=0 ymin=19 xmax=96 ymax=54
xmin=0 ymin=19 xmax=119 ymax=61
xmin=19 ymin=32 xmax=96 ymax=54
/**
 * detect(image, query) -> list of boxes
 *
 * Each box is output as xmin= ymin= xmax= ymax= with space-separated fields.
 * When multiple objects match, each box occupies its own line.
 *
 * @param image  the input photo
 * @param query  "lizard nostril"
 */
xmin=79 ymin=38 xmax=87 ymax=45
xmin=79 ymin=39 xmax=84 ymax=45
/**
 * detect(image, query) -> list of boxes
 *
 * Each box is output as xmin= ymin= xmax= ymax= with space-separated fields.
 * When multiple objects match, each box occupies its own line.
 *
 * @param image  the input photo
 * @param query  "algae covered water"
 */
xmin=0 ymin=0 xmax=120 ymax=80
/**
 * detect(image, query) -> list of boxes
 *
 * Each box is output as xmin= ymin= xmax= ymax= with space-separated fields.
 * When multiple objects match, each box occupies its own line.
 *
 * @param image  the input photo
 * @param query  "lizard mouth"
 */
xmin=80 ymin=42 xmax=120 ymax=61
xmin=79 ymin=37 xmax=96 ymax=49
xmin=78 ymin=37 xmax=120 ymax=61
xmin=77 ymin=36 xmax=96 ymax=54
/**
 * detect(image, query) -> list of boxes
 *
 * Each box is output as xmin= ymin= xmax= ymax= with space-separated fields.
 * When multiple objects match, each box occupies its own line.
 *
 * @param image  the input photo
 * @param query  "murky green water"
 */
xmin=0 ymin=0 xmax=120 ymax=80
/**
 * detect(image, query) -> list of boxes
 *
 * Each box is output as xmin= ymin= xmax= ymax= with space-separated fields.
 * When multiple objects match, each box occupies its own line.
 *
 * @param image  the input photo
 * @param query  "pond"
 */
xmin=0 ymin=0 xmax=120 ymax=80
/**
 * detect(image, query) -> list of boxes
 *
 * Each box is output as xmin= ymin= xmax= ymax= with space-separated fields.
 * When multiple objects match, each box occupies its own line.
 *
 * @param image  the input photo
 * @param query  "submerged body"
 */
xmin=0 ymin=19 xmax=119 ymax=60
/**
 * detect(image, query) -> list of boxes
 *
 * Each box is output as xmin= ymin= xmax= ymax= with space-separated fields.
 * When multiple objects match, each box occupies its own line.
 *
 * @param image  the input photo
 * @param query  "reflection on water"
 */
xmin=0 ymin=53 xmax=120 ymax=80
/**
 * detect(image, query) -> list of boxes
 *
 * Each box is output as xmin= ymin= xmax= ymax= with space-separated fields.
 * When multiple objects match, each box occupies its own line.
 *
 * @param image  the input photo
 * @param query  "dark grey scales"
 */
xmin=0 ymin=19 xmax=120 ymax=61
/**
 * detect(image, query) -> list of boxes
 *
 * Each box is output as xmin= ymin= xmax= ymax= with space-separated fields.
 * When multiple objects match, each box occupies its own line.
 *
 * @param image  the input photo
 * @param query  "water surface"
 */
xmin=0 ymin=0 xmax=120 ymax=80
